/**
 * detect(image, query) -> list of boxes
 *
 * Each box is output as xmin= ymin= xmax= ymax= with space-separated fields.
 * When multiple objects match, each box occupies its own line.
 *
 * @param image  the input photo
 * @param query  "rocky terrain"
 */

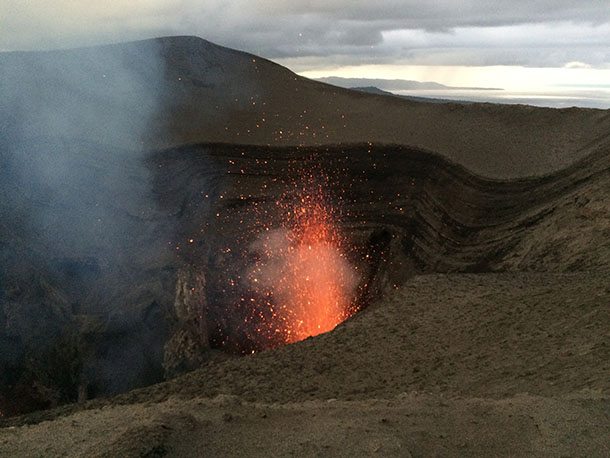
xmin=0 ymin=36 xmax=608 ymax=456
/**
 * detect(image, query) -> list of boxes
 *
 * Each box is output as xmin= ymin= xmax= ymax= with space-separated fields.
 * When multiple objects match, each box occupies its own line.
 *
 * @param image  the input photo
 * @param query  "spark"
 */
xmin=240 ymin=164 xmax=359 ymax=346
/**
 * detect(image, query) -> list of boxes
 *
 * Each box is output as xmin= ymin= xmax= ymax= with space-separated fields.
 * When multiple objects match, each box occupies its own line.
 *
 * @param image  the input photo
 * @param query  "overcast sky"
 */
xmin=2 ymin=1 xmax=609 ymax=93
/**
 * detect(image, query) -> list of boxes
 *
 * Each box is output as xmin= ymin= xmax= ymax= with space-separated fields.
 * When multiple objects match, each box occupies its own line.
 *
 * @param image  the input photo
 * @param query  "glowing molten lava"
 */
xmin=247 ymin=181 xmax=358 ymax=346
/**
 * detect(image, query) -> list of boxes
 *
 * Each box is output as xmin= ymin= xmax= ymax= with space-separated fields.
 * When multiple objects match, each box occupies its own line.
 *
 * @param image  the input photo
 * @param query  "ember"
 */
xmin=243 ymin=170 xmax=359 ymax=347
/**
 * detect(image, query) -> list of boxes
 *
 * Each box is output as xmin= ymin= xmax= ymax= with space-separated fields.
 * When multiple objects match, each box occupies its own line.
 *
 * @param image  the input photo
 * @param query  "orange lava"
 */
xmin=247 ymin=179 xmax=358 ymax=346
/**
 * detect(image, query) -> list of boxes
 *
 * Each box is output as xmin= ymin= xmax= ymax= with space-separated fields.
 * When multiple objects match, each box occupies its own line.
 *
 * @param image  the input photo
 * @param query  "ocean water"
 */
xmin=395 ymin=88 xmax=610 ymax=109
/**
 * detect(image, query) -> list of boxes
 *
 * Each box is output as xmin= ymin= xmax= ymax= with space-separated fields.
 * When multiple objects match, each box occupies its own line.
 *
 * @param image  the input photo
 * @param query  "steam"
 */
xmin=0 ymin=38 xmax=175 ymax=402
xmin=0 ymin=40 xmax=170 ymax=263
xmin=0 ymin=36 xmax=275 ymax=413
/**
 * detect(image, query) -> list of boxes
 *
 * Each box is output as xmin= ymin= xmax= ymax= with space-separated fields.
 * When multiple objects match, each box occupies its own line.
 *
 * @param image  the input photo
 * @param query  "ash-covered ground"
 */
xmin=0 ymin=36 xmax=609 ymax=456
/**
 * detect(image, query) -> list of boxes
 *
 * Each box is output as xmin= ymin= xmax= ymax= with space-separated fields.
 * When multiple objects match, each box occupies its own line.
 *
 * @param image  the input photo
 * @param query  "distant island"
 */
xmin=348 ymin=86 xmax=475 ymax=104
xmin=316 ymin=76 xmax=503 ymax=91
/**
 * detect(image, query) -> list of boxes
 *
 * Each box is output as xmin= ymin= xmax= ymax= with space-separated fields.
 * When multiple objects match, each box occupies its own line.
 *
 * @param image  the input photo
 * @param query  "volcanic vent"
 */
xmin=156 ymin=150 xmax=374 ymax=357
xmin=238 ymin=175 xmax=360 ymax=348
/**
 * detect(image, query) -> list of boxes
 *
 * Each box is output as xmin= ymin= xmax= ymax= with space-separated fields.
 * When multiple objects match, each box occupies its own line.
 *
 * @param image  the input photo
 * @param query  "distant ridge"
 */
xmin=351 ymin=86 xmax=475 ymax=104
xmin=316 ymin=76 xmax=503 ymax=91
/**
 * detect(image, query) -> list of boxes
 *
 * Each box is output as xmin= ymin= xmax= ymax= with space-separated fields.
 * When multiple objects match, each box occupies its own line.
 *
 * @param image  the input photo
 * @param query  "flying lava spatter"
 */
xmin=244 ymin=168 xmax=359 ymax=347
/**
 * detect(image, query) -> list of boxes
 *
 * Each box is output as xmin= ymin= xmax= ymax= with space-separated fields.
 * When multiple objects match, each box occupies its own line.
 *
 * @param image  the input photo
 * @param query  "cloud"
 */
xmin=1 ymin=1 xmax=609 ymax=68
xmin=564 ymin=61 xmax=592 ymax=69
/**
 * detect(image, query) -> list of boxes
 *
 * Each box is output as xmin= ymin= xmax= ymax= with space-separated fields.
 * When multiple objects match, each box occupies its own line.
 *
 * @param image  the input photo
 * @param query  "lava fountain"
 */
xmin=244 ymin=171 xmax=359 ymax=347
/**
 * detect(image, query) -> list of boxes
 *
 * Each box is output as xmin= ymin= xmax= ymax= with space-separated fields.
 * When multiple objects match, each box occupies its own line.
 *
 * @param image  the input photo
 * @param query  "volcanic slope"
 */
xmin=0 ymin=36 xmax=609 ymax=456
xmin=2 ymin=35 xmax=610 ymax=178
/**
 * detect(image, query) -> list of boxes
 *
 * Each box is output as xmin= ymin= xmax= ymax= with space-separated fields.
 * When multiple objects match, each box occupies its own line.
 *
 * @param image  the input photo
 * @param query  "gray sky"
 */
xmin=1 ymin=1 xmax=608 ymax=67
xmin=1 ymin=1 xmax=609 ymax=97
